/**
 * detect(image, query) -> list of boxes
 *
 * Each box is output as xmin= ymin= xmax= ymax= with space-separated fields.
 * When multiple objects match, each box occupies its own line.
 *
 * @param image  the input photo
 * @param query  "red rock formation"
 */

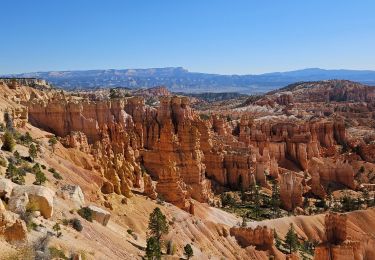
xmin=314 ymin=212 xmax=363 ymax=260
xmin=230 ymin=226 xmax=274 ymax=249
xmin=143 ymin=174 xmax=157 ymax=200
xmin=308 ymin=157 xmax=356 ymax=197
xmin=155 ymin=161 xmax=189 ymax=210
xmin=60 ymin=131 xmax=90 ymax=153
xmin=279 ymin=172 xmax=303 ymax=211
xmin=239 ymin=116 xmax=345 ymax=171
xmin=325 ymin=212 xmax=347 ymax=244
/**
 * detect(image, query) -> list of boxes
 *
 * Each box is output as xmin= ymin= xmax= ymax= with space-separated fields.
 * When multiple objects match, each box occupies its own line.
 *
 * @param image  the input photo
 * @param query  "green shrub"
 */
xmin=48 ymin=168 xmax=56 ymax=173
xmin=53 ymin=171 xmax=63 ymax=180
xmin=2 ymin=131 xmax=15 ymax=152
xmin=49 ymin=247 xmax=68 ymax=259
xmin=0 ymin=156 xmax=7 ymax=167
xmin=71 ymin=218 xmax=83 ymax=232
xmin=78 ymin=207 xmax=93 ymax=222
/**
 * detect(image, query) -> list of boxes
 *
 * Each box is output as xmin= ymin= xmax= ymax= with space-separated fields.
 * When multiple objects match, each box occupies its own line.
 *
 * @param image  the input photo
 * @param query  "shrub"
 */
xmin=78 ymin=207 xmax=93 ymax=222
xmin=48 ymin=136 xmax=58 ymax=152
xmin=2 ymin=131 xmax=15 ymax=152
xmin=0 ymin=156 xmax=7 ymax=167
xmin=199 ymin=113 xmax=210 ymax=121
xmin=35 ymin=169 xmax=47 ymax=185
xmin=48 ymin=168 xmax=56 ymax=173
xmin=53 ymin=223 xmax=62 ymax=237
xmin=53 ymin=171 xmax=63 ymax=180
xmin=71 ymin=218 xmax=83 ymax=232
xmin=184 ymin=244 xmax=194 ymax=259
xmin=49 ymin=247 xmax=68 ymax=259
xmin=6 ymin=162 xmax=25 ymax=185
xmin=29 ymin=144 xmax=37 ymax=162
xmin=4 ymin=112 xmax=14 ymax=132
xmin=220 ymin=193 xmax=236 ymax=207
xmin=19 ymin=132 xmax=33 ymax=145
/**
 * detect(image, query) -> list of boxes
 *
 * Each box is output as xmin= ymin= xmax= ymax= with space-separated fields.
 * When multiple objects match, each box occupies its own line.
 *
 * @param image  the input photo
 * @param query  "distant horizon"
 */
xmin=6 ymin=66 xmax=375 ymax=77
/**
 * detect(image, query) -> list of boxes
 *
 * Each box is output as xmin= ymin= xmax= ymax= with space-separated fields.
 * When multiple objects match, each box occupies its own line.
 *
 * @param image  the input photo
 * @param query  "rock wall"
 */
xmin=279 ymin=172 xmax=303 ymax=211
xmin=239 ymin=117 xmax=345 ymax=171
xmin=314 ymin=212 xmax=363 ymax=260
xmin=230 ymin=226 xmax=274 ymax=250
xmin=308 ymin=157 xmax=356 ymax=197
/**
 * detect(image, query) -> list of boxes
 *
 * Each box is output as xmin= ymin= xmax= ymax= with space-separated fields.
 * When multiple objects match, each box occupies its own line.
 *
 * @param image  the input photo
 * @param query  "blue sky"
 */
xmin=1 ymin=0 xmax=375 ymax=74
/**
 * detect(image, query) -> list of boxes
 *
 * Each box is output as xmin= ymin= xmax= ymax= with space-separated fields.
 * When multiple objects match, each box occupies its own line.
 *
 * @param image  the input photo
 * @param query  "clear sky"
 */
xmin=1 ymin=0 xmax=375 ymax=75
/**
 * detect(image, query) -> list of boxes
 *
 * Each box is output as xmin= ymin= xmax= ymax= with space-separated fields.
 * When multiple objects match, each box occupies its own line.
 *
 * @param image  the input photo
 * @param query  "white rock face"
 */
xmin=9 ymin=185 xmax=55 ymax=219
xmin=0 ymin=178 xmax=16 ymax=200
xmin=88 ymin=205 xmax=111 ymax=226
xmin=0 ymin=199 xmax=5 ymax=212
xmin=61 ymin=185 xmax=85 ymax=208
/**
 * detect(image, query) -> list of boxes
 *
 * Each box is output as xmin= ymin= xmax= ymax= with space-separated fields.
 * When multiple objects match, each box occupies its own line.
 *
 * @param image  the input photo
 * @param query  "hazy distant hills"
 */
xmin=7 ymin=67 xmax=375 ymax=93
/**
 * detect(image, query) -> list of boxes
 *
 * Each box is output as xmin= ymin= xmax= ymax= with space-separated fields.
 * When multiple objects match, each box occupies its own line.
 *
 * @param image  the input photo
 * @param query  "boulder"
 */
xmin=88 ymin=205 xmax=111 ymax=226
xmin=0 ymin=178 xmax=16 ymax=200
xmin=61 ymin=185 xmax=85 ymax=208
xmin=0 ymin=199 xmax=5 ymax=212
xmin=9 ymin=185 xmax=55 ymax=218
xmin=0 ymin=210 xmax=27 ymax=242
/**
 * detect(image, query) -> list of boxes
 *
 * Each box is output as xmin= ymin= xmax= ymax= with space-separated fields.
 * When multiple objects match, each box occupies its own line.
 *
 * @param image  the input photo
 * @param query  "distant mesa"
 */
xmin=4 ymin=67 xmax=375 ymax=93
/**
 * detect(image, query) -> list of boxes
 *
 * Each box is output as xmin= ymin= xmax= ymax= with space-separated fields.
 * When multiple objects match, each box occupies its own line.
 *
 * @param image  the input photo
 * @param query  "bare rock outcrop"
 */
xmin=9 ymin=184 xmax=55 ymax=219
xmin=314 ymin=212 xmax=363 ymax=260
xmin=0 ymin=210 xmax=27 ymax=242
xmin=230 ymin=226 xmax=274 ymax=250
xmin=88 ymin=205 xmax=111 ymax=226
xmin=143 ymin=174 xmax=157 ymax=200
xmin=280 ymin=172 xmax=303 ymax=211
xmin=308 ymin=157 xmax=356 ymax=197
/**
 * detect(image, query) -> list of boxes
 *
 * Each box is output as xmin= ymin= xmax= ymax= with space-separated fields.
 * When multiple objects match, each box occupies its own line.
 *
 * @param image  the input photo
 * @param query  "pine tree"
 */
xmin=21 ymin=132 xmax=33 ymax=145
xmin=35 ymin=169 xmax=47 ymax=185
xmin=285 ymin=223 xmax=299 ymax=254
xmin=148 ymin=207 xmax=169 ymax=243
xmin=13 ymin=150 xmax=21 ymax=165
xmin=253 ymin=185 xmax=261 ymax=219
xmin=2 ymin=131 xmax=15 ymax=152
xmin=4 ymin=112 xmax=14 ymax=132
xmin=270 ymin=180 xmax=281 ymax=218
xmin=53 ymin=223 xmax=62 ymax=237
xmin=274 ymin=229 xmax=282 ymax=249
xmin=6 ymin=162 xmax=25 ymax=185
xmin=363 ymin=189 xmax=370 ymax=207
xmin=29 ymin=143 xmax=37 ymax=162
xmin=145 ymin=236 xmax=161 ymax=260
xmin=48 ymin=136 xmax=57 ymax=152
xmin=184 ymin=244 xmax=194 ymax=259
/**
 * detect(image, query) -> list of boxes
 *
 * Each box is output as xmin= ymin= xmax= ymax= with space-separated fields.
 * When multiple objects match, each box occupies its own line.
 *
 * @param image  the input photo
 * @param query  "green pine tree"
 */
xmin=148 ymin=207 xmax=169 ymax=243
xmin=285 ymin=223 xmax=299 ymax=254
xmin=6 ymin=162 xmax=25 ymax=185
xmin=253 ymin=185 xmax=261 ymax=219
xmin=35 ymin=169 xmax=47 ymax=185
xmin=29 ymin=144 xmax=37 ymax=162
xmin=48 ymin=136 xmax=58 ymax=152
xmin=270 ymin=180 xmax=281 ymax=218
xmin=145 ymin=236 xmax=161 ymax=260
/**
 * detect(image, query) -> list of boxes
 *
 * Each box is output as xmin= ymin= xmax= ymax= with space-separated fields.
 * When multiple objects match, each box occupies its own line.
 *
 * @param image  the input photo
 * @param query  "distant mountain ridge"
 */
xmin=5 ymin=67 xmax=375 ymax=93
